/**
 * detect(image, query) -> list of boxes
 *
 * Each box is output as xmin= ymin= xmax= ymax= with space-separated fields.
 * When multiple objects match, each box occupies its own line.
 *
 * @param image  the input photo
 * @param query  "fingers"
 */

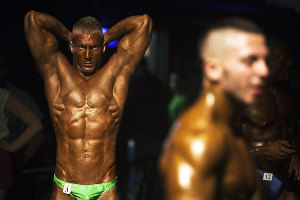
xmin=280 ymin=146 xmax=296 ymax=155
xmin=278 ymin=140 xmax=289 ymax=146
xmin=108 ymin=104 xmax=119 ymax=112
xmin=289 ymin=165 xmax=300 ymax=181
xmin=277 ymin=141 xmax=296 ymax=155
xmin=288 ymin=156 xmax=300 ymax=180
xmin=111 ymin=111 xmax=119 ymax=119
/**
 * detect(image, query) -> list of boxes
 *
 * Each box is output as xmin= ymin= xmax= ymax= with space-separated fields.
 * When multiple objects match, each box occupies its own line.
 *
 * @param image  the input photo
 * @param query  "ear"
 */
xmin=102 ymin=43 xmax=106 ymax=54
xmin=69 ymin=42 xmax=75 ymax=54
xmin=203 ymin=58 xmax=223 ymax=82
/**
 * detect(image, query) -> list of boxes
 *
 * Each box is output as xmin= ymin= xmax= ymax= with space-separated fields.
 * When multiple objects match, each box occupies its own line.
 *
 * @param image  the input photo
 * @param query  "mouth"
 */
xmin=251 ymin=85 xmax=263 ymax=95
xmin=82 ymin=63 xmax=93 ymax=68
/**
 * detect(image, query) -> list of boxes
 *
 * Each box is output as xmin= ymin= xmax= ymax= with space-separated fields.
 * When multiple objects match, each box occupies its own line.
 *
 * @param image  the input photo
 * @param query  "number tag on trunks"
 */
xmin=63 ymin=183 xmax=72 ymax=194
xmin=263 ymin=173 xmax=273 ymax=181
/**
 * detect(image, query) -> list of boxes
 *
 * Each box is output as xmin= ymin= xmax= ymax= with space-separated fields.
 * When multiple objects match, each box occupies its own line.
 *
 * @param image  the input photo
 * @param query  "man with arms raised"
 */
xmin=24 ymin=10 xmax=152 ymax=200
xmin=159 ymin=18 xmax=269 ymax=200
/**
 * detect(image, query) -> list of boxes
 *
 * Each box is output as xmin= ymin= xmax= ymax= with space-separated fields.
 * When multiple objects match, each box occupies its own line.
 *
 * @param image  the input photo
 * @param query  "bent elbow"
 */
xmin=24 ymin=10 xmax=36 ymax=32
xmin=139 ymin=14 xmax=153 ymax=32
xmin=37 ymin=121 xmax=43 ymax=133
xmin=25 ymin=10 xmax=36 ymax=24
xmin=33 ymin=120 xmax=43 ymax=135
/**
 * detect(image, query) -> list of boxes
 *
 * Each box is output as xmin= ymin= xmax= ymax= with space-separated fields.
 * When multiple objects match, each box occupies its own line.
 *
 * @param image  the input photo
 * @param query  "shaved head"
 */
xmin=198 ymin=17 xmax=268 ymax=105
xmin=201 ymin=29 xmax=248 ymax=61
xmin=199 ymin=18 xmax=264 ymax=61
xmin=72 ymin=16 xmax=103 ymax=38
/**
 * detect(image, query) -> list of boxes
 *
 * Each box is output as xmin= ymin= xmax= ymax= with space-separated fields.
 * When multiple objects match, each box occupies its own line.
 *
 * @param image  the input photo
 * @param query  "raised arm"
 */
xmin=0 ymin=94 xmax=43 ymax=152
xmin=24 ymin=10 xmax=71 ymax=76
xmin=104 ymin=14 xmax=152 ymax=75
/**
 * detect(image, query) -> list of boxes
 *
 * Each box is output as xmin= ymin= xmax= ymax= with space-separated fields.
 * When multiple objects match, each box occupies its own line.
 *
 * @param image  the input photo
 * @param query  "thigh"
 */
xmin=50 ymin=183 xmax=74 ymax=200
xmin=97 ymin=186 xmax=119 ymax=200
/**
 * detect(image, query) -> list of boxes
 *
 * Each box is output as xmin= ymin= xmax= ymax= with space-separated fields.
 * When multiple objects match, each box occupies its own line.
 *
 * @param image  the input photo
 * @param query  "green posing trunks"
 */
xmin=53 ymin=174 xmax=117 ymax=200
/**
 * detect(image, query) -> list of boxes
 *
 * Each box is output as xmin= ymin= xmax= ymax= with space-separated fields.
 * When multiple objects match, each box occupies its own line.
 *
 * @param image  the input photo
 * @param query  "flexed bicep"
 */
xmin=104 ymin=14 xmax=152 ymax=75
xmin=24 ymin=11 xmax=71 ymax=76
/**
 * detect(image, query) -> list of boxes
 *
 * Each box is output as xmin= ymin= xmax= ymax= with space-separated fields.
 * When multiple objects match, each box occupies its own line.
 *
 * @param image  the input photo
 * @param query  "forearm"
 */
xmin=25 ymin=10 xmax=71 ymax=42
xmin=9 ymin=120 xmax=43 ymax=152
xmin=104 ymin=14 xmax=151 ymax=44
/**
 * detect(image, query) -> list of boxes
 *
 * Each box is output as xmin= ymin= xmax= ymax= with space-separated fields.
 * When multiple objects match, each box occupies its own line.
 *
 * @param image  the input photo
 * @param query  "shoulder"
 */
xmin=165 ymin=115 xmax=230 ymax=169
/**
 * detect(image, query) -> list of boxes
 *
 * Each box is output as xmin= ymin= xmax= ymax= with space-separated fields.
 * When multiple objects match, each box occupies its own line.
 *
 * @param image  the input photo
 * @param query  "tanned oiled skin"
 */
xmin=160 ymin=85 xmax=258 ymax=200
xmin=24 ymin=10 xmax=152 ymax=200
xmin=243 ymin=46 xmax=300 ymax=182
xmin=159 ymin=26 xmax=269 ymax=200
xmin=243 ymin=86 xmax=300 ymax=200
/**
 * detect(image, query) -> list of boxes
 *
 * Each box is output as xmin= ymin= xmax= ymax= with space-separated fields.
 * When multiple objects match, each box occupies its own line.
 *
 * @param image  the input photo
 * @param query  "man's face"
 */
xmin=220 ymin=32 xmax=269 ymax=105
xmin=71 ymin=31 xmax=104 ymax=76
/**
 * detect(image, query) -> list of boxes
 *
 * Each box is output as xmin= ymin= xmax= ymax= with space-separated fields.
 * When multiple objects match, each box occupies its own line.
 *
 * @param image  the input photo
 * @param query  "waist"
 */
xmin=55 ymin=163 xmax=117 ymax=185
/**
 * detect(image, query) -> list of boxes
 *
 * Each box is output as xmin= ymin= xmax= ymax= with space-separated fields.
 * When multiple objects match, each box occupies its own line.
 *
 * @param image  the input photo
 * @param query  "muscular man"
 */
xmin=24 ymin=10 xmax=152 ymax=200
xmin=243 ymin=47 xmax=300 ymax=200
xmin=159 ymin=18 xmax=269 ymax=200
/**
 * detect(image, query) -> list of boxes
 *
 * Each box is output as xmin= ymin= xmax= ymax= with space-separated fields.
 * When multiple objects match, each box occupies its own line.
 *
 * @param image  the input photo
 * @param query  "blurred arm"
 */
xmin=0 ymin=95 xmax=43 ymax=152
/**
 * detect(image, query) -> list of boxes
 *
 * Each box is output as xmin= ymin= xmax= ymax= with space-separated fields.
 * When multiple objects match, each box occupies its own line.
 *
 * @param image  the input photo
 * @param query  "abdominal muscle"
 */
xmin=52 ymin=106 xmax=119 ymax=185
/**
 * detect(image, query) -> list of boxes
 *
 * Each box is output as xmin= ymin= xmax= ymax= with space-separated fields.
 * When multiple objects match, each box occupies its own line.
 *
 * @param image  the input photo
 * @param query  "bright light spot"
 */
xmin=179 ymin=164 xmax=193 ymax=188
xmin=192 ymin=140 xmax=204 ymax=156
xmin=206 ymin=92 xmax=215 ymax=107
xmin=102 ymin=27 xmax=118 ymax=48
xmin=102 ymin=27 xmax=109 ymax=33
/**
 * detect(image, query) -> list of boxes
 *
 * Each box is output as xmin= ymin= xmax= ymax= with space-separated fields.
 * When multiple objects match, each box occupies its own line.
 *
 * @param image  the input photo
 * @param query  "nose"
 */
xmin=84 ymin=49 xmax=92 ymax=60
xmin=254 ymin=59 xmax=269 ymax=78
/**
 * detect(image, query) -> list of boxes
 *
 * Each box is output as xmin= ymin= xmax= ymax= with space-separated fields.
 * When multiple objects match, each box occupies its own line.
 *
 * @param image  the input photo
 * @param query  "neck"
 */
xmin=201 ymin=80 xmax=245 ymax=135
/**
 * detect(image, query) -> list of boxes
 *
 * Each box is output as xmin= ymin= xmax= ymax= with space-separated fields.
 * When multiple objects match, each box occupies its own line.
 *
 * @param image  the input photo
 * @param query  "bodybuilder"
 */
xmin=159 ymin=18 xmax=269 ymax=200
xmin=24 ymin=10 xmax=152 ymax=200
xmin=243 ymin=47 xmax=300 ymax=199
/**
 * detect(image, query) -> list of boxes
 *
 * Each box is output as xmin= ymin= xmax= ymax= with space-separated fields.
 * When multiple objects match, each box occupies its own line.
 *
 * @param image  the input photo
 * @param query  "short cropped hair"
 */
xmin=72 ymin=16 xmax=102 ymax=34
xmin=199 ymin=17 xmax=263 ymax=59
xmin=207 ymin=17 xmax=263 ymax=35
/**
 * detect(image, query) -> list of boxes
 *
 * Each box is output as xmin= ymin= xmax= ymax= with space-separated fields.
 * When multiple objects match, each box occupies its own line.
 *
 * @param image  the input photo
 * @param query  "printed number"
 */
xmin=63 ymin=183 xmax=72 ymax=194
xmin=263 ymin=173 xmax=273 ymax=181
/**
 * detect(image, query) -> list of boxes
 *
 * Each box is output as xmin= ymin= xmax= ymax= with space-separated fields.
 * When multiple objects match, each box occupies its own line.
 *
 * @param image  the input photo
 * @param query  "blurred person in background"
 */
xmin=160 ymin=17 xmax=269 ymax=200
xmin=242 ymin=45 xmax=300 ymax=200
xmin=0 ymin=58 xmax=43 ymax=199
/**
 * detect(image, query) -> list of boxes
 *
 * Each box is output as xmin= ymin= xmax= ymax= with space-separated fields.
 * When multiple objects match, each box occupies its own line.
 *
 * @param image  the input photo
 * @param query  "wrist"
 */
xmin=8 ymin=143 xmax=17 ymax=152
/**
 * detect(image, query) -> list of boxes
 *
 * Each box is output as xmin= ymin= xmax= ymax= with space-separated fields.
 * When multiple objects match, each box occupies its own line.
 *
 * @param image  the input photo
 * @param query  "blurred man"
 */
xmin=25 ymin=10 xmax=152 ymax=200
xmin=243 ymin=46 xmax=300 ymax=200
xmin=160 ymin=18 xmax=269 ymax=200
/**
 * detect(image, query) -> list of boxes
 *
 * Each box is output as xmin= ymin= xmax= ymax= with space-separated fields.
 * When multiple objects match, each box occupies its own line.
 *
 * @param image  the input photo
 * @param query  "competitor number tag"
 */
xmin=263 ymin=173 xmax=273 ymax=181
xmin=63 ymin=183 xmax=72 ymax=194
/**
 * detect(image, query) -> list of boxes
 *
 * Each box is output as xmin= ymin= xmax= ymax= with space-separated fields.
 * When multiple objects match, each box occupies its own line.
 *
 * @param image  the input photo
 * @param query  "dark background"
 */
xmin=1 ymin=0 xmax=299 ymax=199
xmin=1 ymin=0 xmax=300 ymax=105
